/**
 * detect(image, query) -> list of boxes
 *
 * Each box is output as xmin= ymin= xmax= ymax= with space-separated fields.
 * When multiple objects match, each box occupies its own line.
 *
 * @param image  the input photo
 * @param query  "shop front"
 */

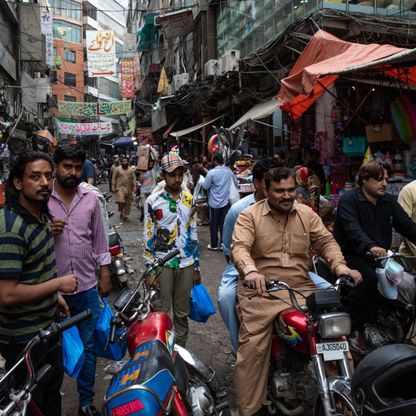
xmin=277 ymin=29 xmax=416 ymax=203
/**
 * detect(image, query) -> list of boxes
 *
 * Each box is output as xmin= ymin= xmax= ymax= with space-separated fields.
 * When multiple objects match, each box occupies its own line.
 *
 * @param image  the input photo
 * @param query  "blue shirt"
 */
xmin=202 ymin=165 xmax=238 ymax=209
xmin=222 ymin=193 xmax=256 ymax=276
xmin=81 ymin=159 xmax=97 ymax=186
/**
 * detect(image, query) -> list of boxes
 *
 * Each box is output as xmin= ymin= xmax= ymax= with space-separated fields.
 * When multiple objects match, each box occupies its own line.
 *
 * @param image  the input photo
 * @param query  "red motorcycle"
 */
xmin=262 ymin=278 xmax=358 ymax=416
xmin=104 ymin=250 xmax=226 ymax=416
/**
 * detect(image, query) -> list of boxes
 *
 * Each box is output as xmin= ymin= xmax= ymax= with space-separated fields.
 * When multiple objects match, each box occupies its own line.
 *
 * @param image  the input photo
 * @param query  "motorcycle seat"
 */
xmin=105 ymin=340 xmax=175 ymax=415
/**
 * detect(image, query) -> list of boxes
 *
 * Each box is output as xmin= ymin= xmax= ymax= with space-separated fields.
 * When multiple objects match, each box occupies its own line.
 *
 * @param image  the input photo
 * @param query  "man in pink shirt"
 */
xmin=48 ymin=144 xmax=111 ymax=416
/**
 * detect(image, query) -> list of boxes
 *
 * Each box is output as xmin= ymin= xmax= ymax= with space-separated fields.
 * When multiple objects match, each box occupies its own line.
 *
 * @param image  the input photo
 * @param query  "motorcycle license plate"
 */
xmin=316 ymin=341 xmax=349 ymax=361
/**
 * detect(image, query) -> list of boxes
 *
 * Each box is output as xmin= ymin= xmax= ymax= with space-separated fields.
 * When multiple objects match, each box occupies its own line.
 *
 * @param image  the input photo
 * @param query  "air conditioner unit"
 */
xmin=220 ymin=50 xmax=240 ymax=74
xmin=173 ymin=73 xmax=189 ymax=91
xmin=204 ymin=59 xmax=219 ymax=78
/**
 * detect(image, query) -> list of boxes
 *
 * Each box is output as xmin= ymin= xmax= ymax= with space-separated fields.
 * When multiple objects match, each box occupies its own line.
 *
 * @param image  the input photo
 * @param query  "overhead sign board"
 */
xmin=86 ymin=30 xmax=116 ymax=77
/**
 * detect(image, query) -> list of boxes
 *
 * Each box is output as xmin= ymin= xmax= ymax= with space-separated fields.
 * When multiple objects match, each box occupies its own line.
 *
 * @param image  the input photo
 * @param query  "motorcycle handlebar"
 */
xmin=55 ymin=310 xmax=92 ymax=334
xmin=154 ymin=249 xmax=180 ymax=268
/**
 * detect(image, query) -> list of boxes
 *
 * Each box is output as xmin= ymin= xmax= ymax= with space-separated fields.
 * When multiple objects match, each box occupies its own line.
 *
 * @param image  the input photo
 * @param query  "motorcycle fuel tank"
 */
xmin=127 ymin=312 xmax=173 ymax=356
xmin=276 ymin=308 xmax=310 ymax=354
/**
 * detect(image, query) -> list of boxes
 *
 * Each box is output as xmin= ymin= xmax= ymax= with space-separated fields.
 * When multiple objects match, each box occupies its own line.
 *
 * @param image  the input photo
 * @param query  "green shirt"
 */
xmin=0 ymin=204 xmax=58 ymax=343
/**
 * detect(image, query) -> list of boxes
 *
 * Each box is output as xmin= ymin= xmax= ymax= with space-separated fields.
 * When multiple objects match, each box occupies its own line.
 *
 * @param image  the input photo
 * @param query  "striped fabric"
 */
xmin=0 ymin=206 xmax=58 ymax=343
xmin=48 ymin=185 xmax=111 ymax=294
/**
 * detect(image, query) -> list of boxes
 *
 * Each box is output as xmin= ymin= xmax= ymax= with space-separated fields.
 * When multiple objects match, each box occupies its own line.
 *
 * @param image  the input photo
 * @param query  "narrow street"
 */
xmin=62 ymin=185 xmax=236 ymax=414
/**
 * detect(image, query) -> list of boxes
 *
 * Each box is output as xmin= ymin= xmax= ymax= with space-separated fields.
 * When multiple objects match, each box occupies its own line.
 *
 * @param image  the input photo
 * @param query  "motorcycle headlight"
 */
xmin=319 ymin=312 xmax=351 ymax=339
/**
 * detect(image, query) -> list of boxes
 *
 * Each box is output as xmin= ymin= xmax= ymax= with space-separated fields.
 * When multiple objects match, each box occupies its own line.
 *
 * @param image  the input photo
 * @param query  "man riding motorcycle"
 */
xmin=334 ymin=160 xmax=416 ymax=352
xmin=231 ymin=167 xmax=361 ymax=416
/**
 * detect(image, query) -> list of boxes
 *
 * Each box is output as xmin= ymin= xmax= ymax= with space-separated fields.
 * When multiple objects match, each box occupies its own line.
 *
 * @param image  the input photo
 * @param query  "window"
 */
xmin=64 ymin=48 xmax=76 ymax=63
xmin=64 ymin=95 xmax=76 ymax=102
xmin=64 ymin=72 xmax=76 ymax=86
xmin=51 ymin=95 xmax=58 ymax=107
xmin=50 ymin=0 xmax=81 ymax=20
xmin=51 ymin=71 xmax=58 ymax=83
xmin=53 ymin=21 xmax=82 ymax=44
xmin=53 ymin=47 xmax=57 ymax=57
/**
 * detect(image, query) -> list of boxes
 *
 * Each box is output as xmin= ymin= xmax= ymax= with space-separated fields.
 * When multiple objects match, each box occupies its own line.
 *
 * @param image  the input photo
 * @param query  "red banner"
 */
xmin=120 ymin=58 xmax=135 ymax=98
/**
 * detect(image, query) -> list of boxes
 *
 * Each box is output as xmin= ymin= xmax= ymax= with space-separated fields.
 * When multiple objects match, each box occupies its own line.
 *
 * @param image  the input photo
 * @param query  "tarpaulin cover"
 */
xmin=278 ymin=30 xmax=416 ymax=120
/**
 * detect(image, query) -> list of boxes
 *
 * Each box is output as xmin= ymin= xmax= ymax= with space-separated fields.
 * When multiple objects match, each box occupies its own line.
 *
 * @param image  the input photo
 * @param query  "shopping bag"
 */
xmin=376 ymin=266 xmax=398 ymax=300
xmin=96 ymin=298 xmax=127 ymax=361
xmin=189 ymin=282 xmax=216 ymax=323
xmin=385 ymin=257 xmax=404 ymax=284
xmin=229 ymin=176 xmax=240 ymax=206
xmin=62 ymin=322 xmax=85 ymax=378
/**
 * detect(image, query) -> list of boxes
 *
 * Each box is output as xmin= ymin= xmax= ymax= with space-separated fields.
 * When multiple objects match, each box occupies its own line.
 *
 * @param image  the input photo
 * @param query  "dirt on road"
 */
xmin=62 ymin=186 xmax=236 ymax=415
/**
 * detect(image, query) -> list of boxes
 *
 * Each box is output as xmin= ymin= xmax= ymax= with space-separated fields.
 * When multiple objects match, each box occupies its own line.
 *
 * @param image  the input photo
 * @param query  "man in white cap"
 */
xmin=143 ymin=153 xmax=201 ymax=346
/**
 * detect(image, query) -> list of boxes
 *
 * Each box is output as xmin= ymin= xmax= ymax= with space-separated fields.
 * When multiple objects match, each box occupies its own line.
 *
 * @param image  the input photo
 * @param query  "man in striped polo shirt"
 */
xmin=0 ymin=151 xmax=78 ymax=416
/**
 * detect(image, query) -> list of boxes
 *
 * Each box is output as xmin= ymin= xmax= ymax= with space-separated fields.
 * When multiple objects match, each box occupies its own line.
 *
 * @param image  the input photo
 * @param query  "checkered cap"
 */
xmin=161 ymin=153 xmax=185 ymax=173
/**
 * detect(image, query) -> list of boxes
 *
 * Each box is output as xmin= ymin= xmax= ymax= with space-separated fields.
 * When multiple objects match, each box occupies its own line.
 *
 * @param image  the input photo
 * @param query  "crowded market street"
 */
xmin=61 ymin=184 xmax=235 ymax=415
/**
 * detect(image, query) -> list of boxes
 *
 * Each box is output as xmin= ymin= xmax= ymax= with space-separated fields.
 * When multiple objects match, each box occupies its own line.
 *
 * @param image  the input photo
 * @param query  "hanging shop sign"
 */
xmin=86 ymin=30 xmax=116 ymax=77
xmin=158 ymin=10 xmax=194 ymax=40
xmin=58 ymin=100 xmax=132 ymax=117
xmin=40 ymin=8 xmax=53 ymax=66
xmin=56 ymin=120 xmax=113 ymax=136
xmin=120 ymin=58 xmax=135 ymax=99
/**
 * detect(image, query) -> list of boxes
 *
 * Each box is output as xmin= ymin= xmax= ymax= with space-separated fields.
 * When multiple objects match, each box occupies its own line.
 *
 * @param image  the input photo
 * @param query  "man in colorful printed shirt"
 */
xmin=143 ymin=153 xmax=200 ymax=347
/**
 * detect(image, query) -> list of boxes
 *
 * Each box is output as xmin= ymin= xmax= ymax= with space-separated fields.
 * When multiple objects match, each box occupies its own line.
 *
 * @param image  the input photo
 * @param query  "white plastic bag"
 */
xmin=376 ymin=266 xmax=398 ymax=300
xmin=193 ymin=175 xmax=208 ymax=205
xmin=229 ymin=175 xmax=240 ymax=205
xmin=385 ymin=257 xmax=404 ymax=284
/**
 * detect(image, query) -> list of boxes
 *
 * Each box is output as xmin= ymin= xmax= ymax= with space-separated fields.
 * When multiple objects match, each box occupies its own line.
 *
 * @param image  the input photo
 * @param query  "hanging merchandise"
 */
xmin=207 ymin=134 xmax=221 ymax=156
xmin=343 ymin=136 xmax=367 ymax=157
xmin=391 ymin=97 xmax=415 ymax=144
xmin=363 ymin=147 xmax=374 ymax=164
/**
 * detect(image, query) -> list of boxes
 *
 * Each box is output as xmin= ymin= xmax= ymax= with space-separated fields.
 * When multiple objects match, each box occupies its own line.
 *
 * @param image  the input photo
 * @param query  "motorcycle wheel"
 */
xmin=314 ymin=393 xmax=355 ymax=416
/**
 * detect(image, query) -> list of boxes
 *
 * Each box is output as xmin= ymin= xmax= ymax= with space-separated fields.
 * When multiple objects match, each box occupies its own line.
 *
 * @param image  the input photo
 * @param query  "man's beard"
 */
xmin=122 ymin=165 xmax=128 ymax=169
xmin=57 ymin=175 xmax=81 ymax=189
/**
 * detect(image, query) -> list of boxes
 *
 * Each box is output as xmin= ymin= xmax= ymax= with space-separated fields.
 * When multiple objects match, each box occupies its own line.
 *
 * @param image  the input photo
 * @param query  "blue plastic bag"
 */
xmin=62 ymin=323 xmax=85 ymax=378
xmin=189 ymin=282 xmax=216 ymax=323
xmin=96 ymin=298 xmax=127 ymax=361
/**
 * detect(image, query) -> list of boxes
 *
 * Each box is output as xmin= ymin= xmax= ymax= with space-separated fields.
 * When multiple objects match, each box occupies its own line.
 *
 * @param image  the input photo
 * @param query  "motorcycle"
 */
xmin=103 ymin=249 xmax=227 ymax=416
xmin=315 ymin=252 xmax=416 ymax=361
xmin=261 ymin=277 xmax=357 ymax=416
xmin=0 ymin=310 xmax=92 ymax=416
xmin=109 ymin=225 xmax=129 ymax=288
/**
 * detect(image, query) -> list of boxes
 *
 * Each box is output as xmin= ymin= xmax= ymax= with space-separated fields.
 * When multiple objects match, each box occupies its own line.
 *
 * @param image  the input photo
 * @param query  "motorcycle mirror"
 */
xmin=113 ymin=287 xmax=136 ymax=311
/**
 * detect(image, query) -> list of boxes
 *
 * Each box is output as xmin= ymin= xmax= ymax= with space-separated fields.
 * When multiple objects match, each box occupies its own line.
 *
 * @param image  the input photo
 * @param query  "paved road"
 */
xmin=62 ymin=186 xmax=235 ymax=414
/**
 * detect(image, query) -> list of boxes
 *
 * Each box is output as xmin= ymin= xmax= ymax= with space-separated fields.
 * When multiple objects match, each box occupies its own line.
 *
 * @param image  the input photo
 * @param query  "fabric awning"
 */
xmin=113 ymin=136 xmax=133 ymax=146
xmin=277 ymin=30 xmax=416 ymax=120
xmin=169 ymin=115 xmax=225 ymax=138
xmin=228 ymin=98 xmax=281 ymax=131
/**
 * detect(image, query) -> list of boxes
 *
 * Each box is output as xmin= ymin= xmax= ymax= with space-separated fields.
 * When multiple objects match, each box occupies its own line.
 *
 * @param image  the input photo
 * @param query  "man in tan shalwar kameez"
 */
xmin=112 ymin=156 xmax=136 ymax=221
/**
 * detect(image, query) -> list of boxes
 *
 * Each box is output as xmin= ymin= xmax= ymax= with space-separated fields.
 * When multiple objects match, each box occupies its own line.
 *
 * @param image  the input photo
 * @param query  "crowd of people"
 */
xmin=3 ymin=142 xmax=416 ymax=416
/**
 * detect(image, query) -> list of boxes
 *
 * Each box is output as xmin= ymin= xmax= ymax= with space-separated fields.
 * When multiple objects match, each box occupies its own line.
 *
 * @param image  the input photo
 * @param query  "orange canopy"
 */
xmin=277 ymin=30 xmax=416 ymax=120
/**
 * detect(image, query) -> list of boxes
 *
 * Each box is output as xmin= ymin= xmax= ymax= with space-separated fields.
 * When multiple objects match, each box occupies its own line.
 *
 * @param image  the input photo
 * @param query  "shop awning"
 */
xmin=278 ymin=30 xmax=416 ymax=120
xmin=113 ymin=136 xmax=133 ymax=146
xmin=169 ymin=115 xmax=225 ymax=138
xmin=228 ymin=98 xmax=282 ymax=131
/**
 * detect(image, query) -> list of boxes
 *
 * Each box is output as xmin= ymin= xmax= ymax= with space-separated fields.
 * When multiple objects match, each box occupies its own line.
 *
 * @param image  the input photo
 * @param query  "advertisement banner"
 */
xmin=120 ymin=58 xmax=135 ymax=99
xmin=86 ymin=30 xmax=116 ymax=77
xmin=57 ymin=121 xmax=113 ymax=137
xmin=40 ymin=8 xmax=53 ymax=66
xmin=58 ymin=100 xmax=132 ymax=116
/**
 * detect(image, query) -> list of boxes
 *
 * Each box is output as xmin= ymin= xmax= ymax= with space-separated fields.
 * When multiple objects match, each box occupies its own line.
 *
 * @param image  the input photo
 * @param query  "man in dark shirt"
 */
xmin=334 ymin=161 xmax=416 ymax=342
